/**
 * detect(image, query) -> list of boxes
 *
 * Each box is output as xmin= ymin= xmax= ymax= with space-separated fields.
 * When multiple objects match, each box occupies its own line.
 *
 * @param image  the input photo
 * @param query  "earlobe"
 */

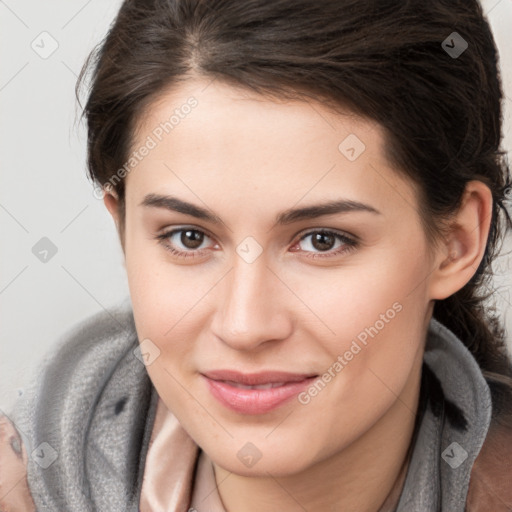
xmin=428 ymin=181 xmax=493 ymax=300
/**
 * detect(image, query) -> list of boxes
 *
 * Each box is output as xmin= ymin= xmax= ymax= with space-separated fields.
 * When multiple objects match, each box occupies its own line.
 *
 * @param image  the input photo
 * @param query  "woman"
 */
xmin=1 ymin=0 xmax=512 ymax=510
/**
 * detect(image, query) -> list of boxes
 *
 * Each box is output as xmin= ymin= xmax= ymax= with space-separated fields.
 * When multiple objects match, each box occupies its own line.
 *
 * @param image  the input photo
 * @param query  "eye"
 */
xmin=290 ymin=230 xmax=358 ymax=259
xmin=155 ymin=227 xmax=217 ymax=259
xmin=155 ymin=227 xmax=358 ymax=260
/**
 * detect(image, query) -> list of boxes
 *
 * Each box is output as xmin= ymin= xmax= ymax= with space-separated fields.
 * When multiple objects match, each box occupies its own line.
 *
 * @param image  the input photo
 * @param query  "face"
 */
xmin=109 ymin=77 xmax=438 ymax=477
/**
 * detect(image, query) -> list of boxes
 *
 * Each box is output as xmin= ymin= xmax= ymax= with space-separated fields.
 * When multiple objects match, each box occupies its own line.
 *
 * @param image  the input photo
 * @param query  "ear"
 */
xmin=428 ymin=180 xmax=493 ymax=300
xmin=103 ymin=187 xmax=120 ymax=229
xmin=102 ymin=187 xmax=125 ymax=254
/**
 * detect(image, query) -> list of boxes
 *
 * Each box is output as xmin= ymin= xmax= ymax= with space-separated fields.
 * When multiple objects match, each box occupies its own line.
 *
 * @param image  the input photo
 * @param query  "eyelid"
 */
xmin=294 ymin=226 xmax=358 ymax=244
xmin=156 ymin=225 xmax=217 ymax=250
xmin=157 ymin=225 xmax=216 ymax=242
xmin=291 ymin=229 xmax=358 ymax=259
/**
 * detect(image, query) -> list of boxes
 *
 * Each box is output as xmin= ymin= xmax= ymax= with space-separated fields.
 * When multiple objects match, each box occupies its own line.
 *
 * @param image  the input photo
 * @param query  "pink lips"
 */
xmin=201 ymin=369 xmax=318 ymax=415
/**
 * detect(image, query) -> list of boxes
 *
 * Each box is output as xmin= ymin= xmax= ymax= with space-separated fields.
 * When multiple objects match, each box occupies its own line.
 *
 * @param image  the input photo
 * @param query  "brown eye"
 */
xmin=155 ymin=227 xmax=216 ymax=258
xmin=310 ymin=232 xmax=336 ymax=251
xmin=179 ymin=229 xmax=204 ymax=249
xmin=290 ymin=229 xmax=358 ymax=259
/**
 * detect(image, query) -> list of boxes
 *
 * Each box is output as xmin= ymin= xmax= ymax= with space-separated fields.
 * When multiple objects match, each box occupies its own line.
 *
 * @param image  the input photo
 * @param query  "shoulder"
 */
xmin=10 ymin=300 xmax=139 ymax=439
xmin=0 ymin=412 xmax=36 ymax=511
xmin=466 ymin=408 xmax=512 ymax=511
xmin=2 ymin=299 xmax=140 ymax=511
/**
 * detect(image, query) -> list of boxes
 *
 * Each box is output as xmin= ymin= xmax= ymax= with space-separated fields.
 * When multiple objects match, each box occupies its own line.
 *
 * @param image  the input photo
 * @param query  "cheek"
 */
xmin=304 ymin=244 xmax=428 ymax=351
xmin=309 ymin=244 xmax=429 ymax=409
xmin=124 ymin=226 xmax=197 ymax=334
xmin=126 ymin=262 xmax=200 ymax=362
xmin=123 ymin=234 xmax=233 ymax=410
xmin=123 ymin=238 xmax=198 ymax=379
xmin=125 ymin=263 xmax=201 ymax=418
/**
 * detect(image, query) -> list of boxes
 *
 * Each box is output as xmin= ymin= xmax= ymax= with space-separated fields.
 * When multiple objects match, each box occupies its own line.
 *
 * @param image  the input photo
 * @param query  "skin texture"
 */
xmin=104 ymin=76 xmax=492 ymax=512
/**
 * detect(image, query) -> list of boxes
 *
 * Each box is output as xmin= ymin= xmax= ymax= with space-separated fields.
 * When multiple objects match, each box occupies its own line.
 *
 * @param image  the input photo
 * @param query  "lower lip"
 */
xmin=202 ymin=375 xmax=318 ymax=415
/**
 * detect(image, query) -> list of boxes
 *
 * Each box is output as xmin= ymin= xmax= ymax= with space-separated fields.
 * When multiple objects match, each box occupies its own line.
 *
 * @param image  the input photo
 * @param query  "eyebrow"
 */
xmin=140 ymin=193 xmax=381 ymax=226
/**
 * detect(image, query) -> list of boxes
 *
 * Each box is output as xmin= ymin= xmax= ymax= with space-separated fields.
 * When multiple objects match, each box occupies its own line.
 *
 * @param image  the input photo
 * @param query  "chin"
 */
xmin=205 ymin=439 xmax=314 ymax=478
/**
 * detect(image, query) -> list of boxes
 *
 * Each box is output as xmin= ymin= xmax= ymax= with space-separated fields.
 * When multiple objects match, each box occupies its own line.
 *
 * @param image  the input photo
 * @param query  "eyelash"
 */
xmin=155 ymin=227 xmax=358 ymax=260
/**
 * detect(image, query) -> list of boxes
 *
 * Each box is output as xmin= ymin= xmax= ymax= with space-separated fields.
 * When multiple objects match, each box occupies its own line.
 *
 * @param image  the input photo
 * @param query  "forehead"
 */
xmin=134 ymin=77 xmax=380 ymax=155
xmin=125 ymin=77 xmax=417 ymax=219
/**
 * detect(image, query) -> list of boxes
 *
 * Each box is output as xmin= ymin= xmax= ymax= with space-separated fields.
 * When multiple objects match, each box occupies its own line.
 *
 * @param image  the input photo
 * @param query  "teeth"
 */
xmin=225 ymin=381 xmax=287 ymax=390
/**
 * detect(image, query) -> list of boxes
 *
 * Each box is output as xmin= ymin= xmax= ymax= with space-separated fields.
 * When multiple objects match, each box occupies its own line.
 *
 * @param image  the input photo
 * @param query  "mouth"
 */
xmin=201 ymin=369 xmax=319 ymax=414
xmin=219 ymin=381 xmax=293 ymax=390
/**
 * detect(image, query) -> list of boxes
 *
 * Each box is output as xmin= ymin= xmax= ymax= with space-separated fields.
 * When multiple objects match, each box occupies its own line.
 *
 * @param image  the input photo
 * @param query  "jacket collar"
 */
xmin=396 ymin=317 xmax=492 ymax=511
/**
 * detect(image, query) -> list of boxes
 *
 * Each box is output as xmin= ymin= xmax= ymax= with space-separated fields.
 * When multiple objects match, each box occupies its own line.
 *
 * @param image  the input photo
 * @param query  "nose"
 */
xmin=210 ymin=252 xmax=293 ymax=352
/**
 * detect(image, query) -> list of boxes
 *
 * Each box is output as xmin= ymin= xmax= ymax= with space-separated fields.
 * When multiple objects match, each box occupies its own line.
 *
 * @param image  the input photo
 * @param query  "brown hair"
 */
xmin=77 ymin=0 xmax=512 ymax=418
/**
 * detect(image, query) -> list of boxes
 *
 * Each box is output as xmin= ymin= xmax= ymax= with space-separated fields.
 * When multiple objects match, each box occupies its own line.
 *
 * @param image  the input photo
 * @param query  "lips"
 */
xmin=202 ymin=369 xmax=317 ymax=386
xmin=223 ymin=381 xmax=288 ymax=390
xmin=201 ymin=369 xmax=318 ymax=414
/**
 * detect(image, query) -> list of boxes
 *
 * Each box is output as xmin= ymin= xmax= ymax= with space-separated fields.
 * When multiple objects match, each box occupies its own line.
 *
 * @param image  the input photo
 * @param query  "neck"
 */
xmin=212 ymin=356 xmax=423 ymax=512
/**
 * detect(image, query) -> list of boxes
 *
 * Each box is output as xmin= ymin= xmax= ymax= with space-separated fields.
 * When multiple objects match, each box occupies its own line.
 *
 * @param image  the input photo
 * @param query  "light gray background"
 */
xmin=1 ymin=0 xmax=512 ymax=414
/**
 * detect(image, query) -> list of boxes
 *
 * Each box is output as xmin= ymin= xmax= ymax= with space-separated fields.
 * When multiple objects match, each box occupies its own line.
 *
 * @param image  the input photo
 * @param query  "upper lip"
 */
xmin=202 ymin=369 xmax=318 ymax=386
